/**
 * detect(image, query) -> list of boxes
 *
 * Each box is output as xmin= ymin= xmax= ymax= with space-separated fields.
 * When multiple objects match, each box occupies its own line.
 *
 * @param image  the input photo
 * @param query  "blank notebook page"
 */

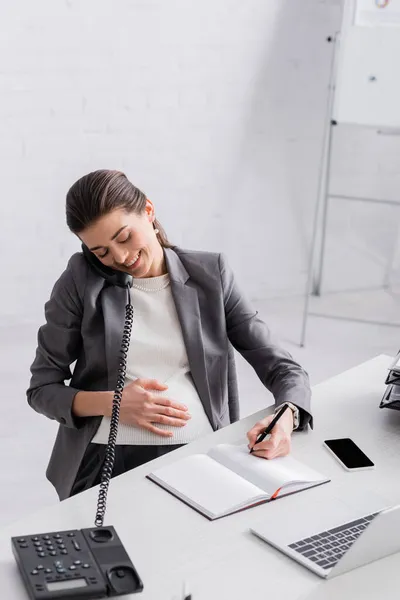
xmin=149 ymin=454 xmax=266 ymax=517
xmin=208 ymin=444 xmax=326 ymax=494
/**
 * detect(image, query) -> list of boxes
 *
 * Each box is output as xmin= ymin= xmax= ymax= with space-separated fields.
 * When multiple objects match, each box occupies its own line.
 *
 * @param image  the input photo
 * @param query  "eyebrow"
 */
xmin=89 ymin=225 xmax=128 ymax=251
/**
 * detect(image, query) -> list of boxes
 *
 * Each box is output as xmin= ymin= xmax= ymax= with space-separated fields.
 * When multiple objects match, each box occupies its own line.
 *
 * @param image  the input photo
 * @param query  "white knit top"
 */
xmin=92 ymin=273 xmax=213 ymax=445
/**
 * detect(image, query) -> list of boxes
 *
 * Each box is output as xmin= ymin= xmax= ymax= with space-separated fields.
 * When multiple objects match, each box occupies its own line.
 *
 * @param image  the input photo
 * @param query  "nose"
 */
xmin=112 ymin=247 xmax=129 ymax=266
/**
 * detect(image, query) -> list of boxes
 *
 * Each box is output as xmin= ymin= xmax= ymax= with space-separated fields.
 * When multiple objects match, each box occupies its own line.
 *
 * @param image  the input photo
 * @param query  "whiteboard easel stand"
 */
xmin=300 ymin=34 xmax=339 ymax=347
xmin=300 ymin=34 xmax=400 ymax=347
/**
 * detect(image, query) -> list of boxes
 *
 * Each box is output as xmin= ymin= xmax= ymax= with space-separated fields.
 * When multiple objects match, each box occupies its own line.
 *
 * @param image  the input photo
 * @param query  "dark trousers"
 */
xmin=70 ymin=442 xmax=184 ymax=497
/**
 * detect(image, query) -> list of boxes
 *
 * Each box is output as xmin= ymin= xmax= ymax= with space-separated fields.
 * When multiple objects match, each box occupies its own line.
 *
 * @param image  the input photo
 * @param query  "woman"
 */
xmin=27 ymin=170 xmax=312 ymax=501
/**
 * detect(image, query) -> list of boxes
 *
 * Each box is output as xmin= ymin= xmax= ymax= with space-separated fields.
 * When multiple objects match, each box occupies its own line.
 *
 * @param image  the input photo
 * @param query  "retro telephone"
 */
xmin=11 ymin=245 xmax=144 ymax=599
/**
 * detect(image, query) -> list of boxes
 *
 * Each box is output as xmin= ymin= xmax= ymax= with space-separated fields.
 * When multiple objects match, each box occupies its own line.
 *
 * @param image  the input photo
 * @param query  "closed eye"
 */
xmin=98 ymin=233 xmax=131 ymax=259
xmin=120 ymin=233 xmax=131 ymax=244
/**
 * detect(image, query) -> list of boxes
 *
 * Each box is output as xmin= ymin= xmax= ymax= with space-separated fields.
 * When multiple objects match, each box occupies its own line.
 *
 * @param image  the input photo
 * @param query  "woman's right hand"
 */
xmin=118 ymin=378 xmax=191 ymax=437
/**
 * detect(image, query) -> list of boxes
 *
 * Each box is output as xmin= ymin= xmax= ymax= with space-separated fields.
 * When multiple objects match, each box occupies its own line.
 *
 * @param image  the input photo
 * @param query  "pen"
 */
xmin=250 ymin=403 xmax=289 ymax=453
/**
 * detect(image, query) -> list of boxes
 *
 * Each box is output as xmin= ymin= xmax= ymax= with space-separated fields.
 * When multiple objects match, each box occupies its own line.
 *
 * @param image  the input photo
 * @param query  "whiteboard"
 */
xmin=333 ymin=0 xmax=400 ymax=128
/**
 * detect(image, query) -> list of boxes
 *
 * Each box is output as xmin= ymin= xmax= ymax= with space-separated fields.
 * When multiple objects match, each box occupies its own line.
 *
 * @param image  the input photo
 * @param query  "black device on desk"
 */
xmin=11 ymin=527 xmax=142 ymax=599
xmin=323 ymin=438 xmax=374 ymax=471
xmin=11 ymin=247 xmax=143 ymax=599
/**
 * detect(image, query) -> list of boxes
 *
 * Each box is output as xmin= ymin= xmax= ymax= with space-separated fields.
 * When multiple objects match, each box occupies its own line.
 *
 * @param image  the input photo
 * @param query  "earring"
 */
xmin=154 ymin=227 xmax=159 ymax=234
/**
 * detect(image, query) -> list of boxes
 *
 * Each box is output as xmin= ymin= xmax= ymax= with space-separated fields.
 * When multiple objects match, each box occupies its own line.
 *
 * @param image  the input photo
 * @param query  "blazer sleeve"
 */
xmin=26 ymin=259 xmax=86 ymax=429
xmin=219 ymin=253 xmax=313 ymax=429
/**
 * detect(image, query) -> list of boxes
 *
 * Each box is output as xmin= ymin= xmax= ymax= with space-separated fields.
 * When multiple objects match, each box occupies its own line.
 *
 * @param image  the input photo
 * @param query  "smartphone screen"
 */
xmin=324 ymin=438 xmax=374 ymax=469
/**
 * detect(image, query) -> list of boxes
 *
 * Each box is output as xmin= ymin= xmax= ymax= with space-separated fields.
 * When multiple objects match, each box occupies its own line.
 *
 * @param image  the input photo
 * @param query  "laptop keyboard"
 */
xmin=288 ymin=513 xmax=378 ymax=570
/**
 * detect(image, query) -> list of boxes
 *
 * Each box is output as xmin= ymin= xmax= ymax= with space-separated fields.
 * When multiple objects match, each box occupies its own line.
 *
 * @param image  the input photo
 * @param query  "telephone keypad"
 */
xmin=12 ymin=526 xmax=143 ymax=598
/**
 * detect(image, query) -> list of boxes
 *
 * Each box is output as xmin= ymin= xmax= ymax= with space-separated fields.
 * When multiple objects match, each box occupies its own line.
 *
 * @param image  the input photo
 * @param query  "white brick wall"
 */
xmin=2 ymin=0 xmax=399 ymax=322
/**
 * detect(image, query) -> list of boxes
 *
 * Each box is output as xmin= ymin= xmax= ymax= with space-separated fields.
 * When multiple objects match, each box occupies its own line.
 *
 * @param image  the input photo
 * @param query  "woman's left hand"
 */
xmin=246 ymin=408 xmax=294 ymax=459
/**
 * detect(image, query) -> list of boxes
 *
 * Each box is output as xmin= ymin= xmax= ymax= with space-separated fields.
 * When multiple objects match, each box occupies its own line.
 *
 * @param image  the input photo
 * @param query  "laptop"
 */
xmin=251 ymin=504 xmax=400 ymax=579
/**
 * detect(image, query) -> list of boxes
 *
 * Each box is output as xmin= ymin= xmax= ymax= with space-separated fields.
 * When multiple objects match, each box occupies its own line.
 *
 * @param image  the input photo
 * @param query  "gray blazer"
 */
xmin=27 ymin=247 xmax=312 ymax=500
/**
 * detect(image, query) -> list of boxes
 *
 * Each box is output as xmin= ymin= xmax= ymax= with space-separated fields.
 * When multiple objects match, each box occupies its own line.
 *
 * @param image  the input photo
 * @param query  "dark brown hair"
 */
xmin=66 ymin=169 xmax=172 ymax=248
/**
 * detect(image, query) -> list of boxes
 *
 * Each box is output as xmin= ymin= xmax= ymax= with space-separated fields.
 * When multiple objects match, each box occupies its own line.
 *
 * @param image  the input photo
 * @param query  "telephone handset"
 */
xmin=81 ymin=243 xmax=133 ymax=288
xmin=11 ymin=245 xmax=143 ymax=598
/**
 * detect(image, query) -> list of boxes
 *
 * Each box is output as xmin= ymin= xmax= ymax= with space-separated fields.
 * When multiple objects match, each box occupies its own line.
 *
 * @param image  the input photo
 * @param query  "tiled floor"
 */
xmin=1 ymin=288 xmax=399 ymax=528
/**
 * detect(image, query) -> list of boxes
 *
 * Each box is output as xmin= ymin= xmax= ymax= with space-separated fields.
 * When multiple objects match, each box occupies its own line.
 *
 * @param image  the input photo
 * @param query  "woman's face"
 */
xmin=79 ymin=201 xmax=166 ymax=278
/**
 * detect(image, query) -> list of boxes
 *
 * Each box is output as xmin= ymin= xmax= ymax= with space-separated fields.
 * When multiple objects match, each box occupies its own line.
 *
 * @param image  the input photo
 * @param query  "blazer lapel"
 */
xmin=101 ymin=285 xmax=129 ymax=390
xmin=165 ymin=248 xmax=215 ymax=427
xmin=100 ymin=250 xmax=215 ymax=428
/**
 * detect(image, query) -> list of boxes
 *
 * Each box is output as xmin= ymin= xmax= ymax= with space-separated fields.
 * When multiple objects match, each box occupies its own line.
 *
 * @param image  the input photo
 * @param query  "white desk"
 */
xmin=1 ymin=355 xmax=400 ymax=600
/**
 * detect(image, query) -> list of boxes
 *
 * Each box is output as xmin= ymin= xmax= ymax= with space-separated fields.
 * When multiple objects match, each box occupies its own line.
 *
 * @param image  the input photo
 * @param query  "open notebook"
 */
xmin=147 ymin=443 xmax=330 ymax=520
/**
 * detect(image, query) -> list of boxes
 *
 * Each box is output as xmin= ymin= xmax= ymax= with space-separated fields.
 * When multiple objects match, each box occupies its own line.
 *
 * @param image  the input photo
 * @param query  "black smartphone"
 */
xmin=323 ymin=438 xmax=374 ymax=471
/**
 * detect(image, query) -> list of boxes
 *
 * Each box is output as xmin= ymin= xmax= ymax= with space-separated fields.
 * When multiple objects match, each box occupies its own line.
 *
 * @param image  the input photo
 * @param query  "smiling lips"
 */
xmin=124 ymin=250 xmax=141 ymax=268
